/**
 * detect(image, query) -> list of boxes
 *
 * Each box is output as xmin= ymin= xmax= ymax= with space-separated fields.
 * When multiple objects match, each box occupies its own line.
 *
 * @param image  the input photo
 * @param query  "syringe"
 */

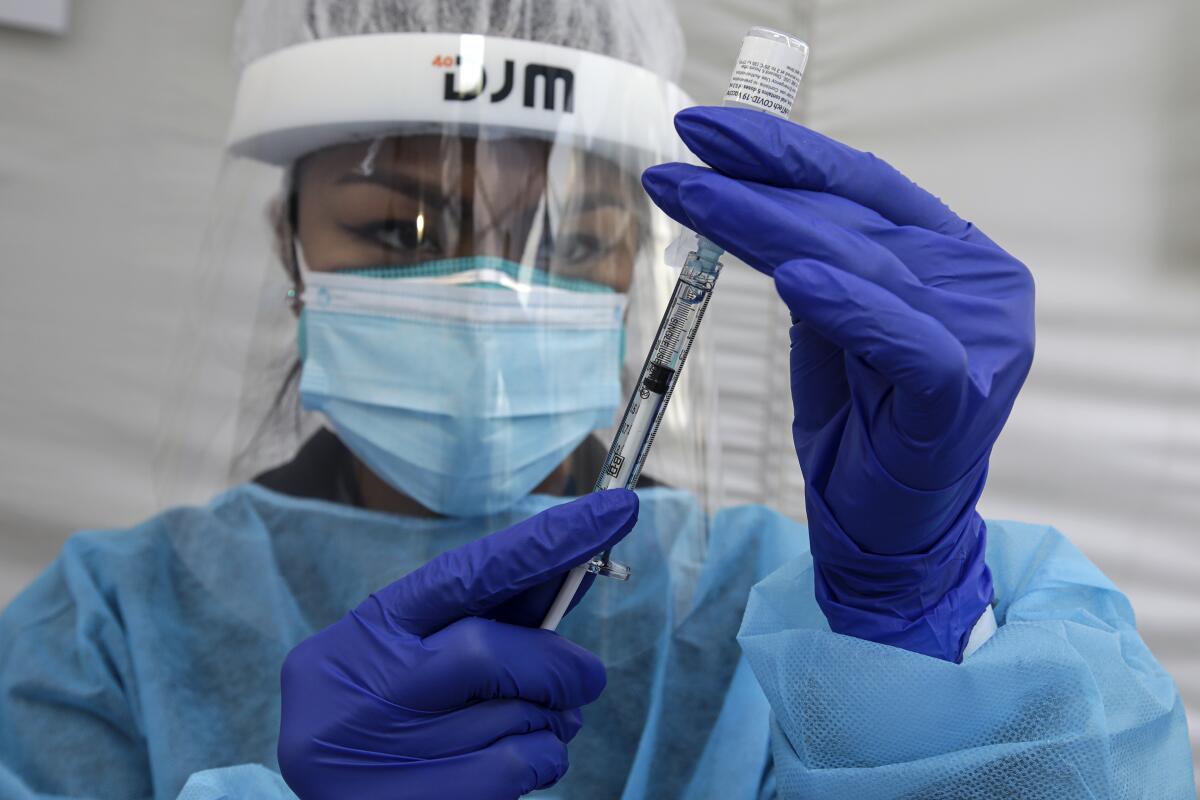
xmin=540 ymin=27 xmax=809 ymax=631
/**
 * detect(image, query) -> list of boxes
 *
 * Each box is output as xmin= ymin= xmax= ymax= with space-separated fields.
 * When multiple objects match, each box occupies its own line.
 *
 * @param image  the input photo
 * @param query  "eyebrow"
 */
xmin=337 ymin=171 xmax=628 ymax=215
xmin=335 ymin=171 xmax=449 ymax=209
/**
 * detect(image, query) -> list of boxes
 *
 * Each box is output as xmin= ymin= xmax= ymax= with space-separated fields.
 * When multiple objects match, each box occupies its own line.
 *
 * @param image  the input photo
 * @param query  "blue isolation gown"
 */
xmin=0 ymin=481 xmax=1193 ymax=798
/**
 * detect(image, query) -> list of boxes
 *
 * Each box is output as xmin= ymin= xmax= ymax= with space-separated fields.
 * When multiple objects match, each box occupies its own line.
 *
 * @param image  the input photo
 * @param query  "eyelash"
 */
xmin=341 ymin=216 xmax=627 ymax=270
xmin=348 ymin=219 xmax=439 ymax=254
xmin=556 ymin=232 xmax=606 ymax=266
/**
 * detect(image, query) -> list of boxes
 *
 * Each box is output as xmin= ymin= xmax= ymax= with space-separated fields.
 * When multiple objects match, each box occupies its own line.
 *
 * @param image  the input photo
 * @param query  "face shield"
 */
xmin=155 ymin=32 xmax=721 ymax=525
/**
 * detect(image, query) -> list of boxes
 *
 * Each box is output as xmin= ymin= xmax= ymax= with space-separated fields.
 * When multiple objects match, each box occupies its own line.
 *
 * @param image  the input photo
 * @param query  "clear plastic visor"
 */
xmin=155 ymin=126 xmax=721 ymax=518
xmin=288 ymin=133 xmax=646 ymax=290
xmin=152 ymin=34 xmax=723 ymax=672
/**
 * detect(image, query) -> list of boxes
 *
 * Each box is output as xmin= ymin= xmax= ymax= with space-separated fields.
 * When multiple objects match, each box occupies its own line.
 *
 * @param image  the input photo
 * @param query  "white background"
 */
xmin=1 ymin=0 xmax=1197 ymax=784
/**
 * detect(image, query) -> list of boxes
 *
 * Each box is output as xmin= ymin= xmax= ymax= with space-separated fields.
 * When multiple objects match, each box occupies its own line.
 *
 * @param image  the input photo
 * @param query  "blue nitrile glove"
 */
xmin=277 ymin=490 xmax=639 ymax=800
xmin=642 ymin=107 xmax=1035 ymax=662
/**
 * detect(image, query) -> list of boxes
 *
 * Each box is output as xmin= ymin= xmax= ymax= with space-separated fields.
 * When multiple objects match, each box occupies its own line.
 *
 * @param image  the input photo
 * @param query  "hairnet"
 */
xmin=234 ymin=0 xmax=686 ymax=82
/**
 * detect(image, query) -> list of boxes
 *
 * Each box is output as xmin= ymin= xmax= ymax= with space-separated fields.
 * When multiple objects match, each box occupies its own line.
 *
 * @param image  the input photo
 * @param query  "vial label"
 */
xmin=723 ymin=36 xmax=805 ymax=118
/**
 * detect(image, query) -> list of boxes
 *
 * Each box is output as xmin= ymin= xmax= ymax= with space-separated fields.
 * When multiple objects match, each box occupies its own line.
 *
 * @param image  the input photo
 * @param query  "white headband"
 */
xmin=226 ymin=32 xmax=693 ymax=166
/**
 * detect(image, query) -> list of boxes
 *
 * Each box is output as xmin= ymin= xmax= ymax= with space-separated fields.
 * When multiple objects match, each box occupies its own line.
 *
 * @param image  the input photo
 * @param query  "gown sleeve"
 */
xmin=737 ymin=520 xmax=1196 ymax=799
xmin=0 ymin=540 xmax=153 ymax=799
xmin=1 ymin=531 xmax=297 ymax=800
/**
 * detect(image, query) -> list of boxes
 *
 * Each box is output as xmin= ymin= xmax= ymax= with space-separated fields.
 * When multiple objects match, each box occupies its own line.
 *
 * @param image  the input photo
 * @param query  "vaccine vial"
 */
xmin=722 ymin=27 xmax=809 ymax=119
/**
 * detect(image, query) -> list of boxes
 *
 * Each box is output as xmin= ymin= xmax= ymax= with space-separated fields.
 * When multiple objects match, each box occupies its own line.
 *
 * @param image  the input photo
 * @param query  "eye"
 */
xmin=550 ymin=204 xmax=635 ymax=276
xmin=556 ymin=233 xmax=608 ymax=267
xmin=376 ymin=218 xmax=424 ymax=251
xmin=348 ymin=212 xmax=443 ymax=256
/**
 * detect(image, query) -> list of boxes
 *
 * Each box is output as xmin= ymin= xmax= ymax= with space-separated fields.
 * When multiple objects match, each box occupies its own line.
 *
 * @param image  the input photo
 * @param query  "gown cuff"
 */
xmin=960 ymin=603 xmax=996 ymax=659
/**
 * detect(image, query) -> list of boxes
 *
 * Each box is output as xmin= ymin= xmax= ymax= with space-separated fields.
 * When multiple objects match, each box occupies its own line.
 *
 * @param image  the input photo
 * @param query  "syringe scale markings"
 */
xmin=595 ymin=242 xmax=720 ymax=496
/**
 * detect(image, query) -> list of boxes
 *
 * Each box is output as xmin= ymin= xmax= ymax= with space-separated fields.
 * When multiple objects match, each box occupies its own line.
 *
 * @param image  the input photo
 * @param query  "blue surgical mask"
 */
xmin=298 ymin=258 xmax=626 ymax=517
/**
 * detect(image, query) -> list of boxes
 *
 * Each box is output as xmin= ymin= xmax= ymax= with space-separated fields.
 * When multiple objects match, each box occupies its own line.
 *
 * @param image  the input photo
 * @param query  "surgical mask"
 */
xmin=297 ymin=259 xmax=627 ymax=517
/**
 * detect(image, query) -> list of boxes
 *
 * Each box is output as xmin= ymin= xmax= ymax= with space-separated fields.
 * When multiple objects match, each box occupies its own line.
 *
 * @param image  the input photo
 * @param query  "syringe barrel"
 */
xmin=721 ymin=27 xmax=809 ymax=119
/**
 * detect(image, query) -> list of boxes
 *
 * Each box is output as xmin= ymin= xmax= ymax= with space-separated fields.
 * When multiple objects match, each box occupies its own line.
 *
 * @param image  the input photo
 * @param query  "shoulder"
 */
xmin=712 ymin=501 xmax=811 ymax=572
xmin=636 ymin=491 xmax=811 ymax=600
xmin=0 ymin=484 xmax=291 ymax=637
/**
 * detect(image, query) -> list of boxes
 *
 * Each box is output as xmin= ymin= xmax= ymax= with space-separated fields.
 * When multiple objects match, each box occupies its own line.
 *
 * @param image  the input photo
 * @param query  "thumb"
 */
xmin=368 ymin=489 xmax=639 ymax=636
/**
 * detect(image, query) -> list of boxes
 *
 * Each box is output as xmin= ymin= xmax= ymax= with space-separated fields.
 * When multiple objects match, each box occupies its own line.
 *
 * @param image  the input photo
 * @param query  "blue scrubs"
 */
xmin=0 ymin=484 xmax=1193 ymax=799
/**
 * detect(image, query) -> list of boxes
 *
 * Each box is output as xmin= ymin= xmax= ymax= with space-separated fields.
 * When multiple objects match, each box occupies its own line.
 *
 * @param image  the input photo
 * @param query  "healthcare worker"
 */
xmin=0 ymin=1 xmax=1194 ymax=799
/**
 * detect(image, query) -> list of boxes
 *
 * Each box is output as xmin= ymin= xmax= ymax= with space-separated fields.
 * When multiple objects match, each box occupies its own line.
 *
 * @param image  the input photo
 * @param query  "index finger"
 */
xmin=672 ymin=105 xmax=972 ymax=238
xmin=371 ymin=489 xmax=639 ymax=636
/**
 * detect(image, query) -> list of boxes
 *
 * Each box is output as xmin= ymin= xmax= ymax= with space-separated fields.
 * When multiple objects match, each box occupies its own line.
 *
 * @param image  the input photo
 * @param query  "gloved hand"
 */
xmin=277 ymin=489 xmax=639 ymax=799
xmin=642 ymin=106 xmax=1035 ymax=662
